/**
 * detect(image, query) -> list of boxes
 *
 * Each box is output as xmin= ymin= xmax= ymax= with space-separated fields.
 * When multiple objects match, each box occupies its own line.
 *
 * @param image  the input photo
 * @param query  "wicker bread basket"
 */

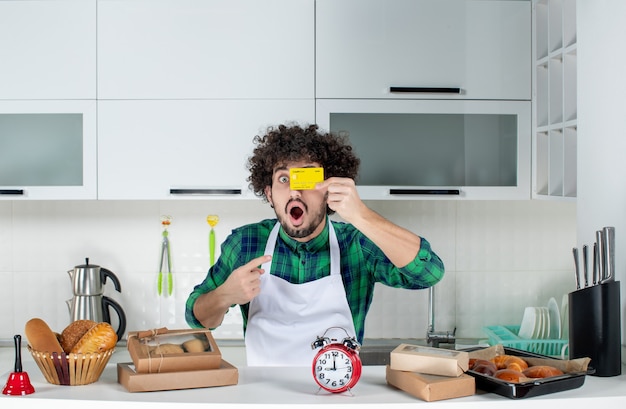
xmin=28 ymin=345 xmax=114 ymax=386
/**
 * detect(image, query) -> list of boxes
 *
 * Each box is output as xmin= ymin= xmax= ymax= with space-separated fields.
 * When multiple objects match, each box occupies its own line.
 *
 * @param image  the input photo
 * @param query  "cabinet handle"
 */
xmin=169 ymin=188 xmax=242 ymax=195
xmin=389 ymin=189 xmax=460 ymax=195
xmin=0 ymin=189 xmax=24 ymax=195
xmin=389 ymin=87 xmax=461 ymax=94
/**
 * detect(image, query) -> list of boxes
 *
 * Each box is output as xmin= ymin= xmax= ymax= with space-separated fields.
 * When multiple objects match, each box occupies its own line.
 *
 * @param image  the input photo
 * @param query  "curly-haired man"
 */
xmin=186 ymin=124 xmax=444 ymax=366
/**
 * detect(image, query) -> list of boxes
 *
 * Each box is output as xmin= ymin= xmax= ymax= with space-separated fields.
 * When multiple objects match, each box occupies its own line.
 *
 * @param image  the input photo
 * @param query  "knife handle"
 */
xmin=582 ymin=244 xmax=589 ymax=287
xmin=572 ymin=247 xmax=581 ymax=289
xmin=601 ymin=226 xmax=615 ymax=283
xmin=595 ymin=230 xmax=605 ymax=280
xmin=592 ymin=243 xmax=598 ymax=285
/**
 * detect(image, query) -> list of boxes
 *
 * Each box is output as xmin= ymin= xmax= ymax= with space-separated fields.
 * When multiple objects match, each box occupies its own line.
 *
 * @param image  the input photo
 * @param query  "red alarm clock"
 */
xmin=311 ymin=327 xmax=362 ymax=393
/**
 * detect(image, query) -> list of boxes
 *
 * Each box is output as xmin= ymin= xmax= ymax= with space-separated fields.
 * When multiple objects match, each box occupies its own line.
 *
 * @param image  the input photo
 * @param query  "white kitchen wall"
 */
xmin=0 ymin=199 xmax=576 ymax=344
xmin=577 ymin=0 xmax=626 ymax=361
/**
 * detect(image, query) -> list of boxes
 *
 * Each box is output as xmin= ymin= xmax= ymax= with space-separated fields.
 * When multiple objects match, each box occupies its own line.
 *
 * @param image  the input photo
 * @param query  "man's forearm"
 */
xmin=349 ymin=207 xmax=421 ymax=268
xmin=192 ymin=289 xmax=231 ymax=329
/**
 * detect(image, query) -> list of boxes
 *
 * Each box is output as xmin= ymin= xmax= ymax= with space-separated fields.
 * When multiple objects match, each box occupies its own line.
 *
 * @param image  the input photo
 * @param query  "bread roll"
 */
xmin=182 ymin=338 xmax=208 ymax=353
xmin=150 ymin=343 xmax=185 ymax=355
xmin=70 ymin=322 xmax=117 ymax=354
xmin=522 ymin=365 xmax=564 ymax=379
xmin=24 ymin=318 xmax=64 ymax=353
xmin=494 ymin=368 xmax=524 ymax=383
xmin=60 ymin=320 xmax=96 ymax=354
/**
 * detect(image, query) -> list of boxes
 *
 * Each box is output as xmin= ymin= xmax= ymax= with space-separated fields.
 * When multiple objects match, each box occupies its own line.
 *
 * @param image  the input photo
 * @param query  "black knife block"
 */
xmin=568 ymin=280 xmax=622 ymax=377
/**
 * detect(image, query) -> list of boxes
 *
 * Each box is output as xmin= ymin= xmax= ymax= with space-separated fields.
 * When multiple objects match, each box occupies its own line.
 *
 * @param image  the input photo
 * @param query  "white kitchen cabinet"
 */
xmin=0 ymin=0 xmax=96 ymax=100
xmin=317 ymin=99 xmax=531 ymax=200
xmin=97 ymin=100 xmax=315 ymax=200
xmin=532 ymin=0 xmax=577 ymax=200
xmin=97 ymin=0 xmax=314 ymax=100
xmin=316 ymin=0 xmax=531 ymax=100
xmin=0 ymin=100 xmax=97 ymax=200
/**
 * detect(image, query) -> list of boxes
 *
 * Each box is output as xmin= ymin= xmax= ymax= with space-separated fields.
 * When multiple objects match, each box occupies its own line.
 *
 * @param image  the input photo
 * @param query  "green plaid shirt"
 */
xmin=185 ymin=218 xmax=444 ymax=343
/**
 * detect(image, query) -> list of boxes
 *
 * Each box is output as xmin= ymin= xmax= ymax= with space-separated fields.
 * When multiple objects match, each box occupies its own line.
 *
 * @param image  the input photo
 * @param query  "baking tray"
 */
xmin=464 ymin=346 xmax=593 ymax=399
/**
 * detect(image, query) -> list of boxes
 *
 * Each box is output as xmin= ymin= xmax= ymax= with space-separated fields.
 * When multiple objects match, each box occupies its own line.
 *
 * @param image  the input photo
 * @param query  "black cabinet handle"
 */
xmin=169 ymin=188 xmax=242 ymax=195
xmin=0 ymin=189 xmax=24 ymax=195
xmin=389 ymin=189 xmax=460 ymax=195
xmin=390 ymin=87 xmax=461 ymax=94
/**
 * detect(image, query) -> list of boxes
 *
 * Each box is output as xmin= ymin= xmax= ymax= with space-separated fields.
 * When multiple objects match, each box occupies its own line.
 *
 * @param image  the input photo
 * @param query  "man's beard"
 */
xmin=276 ymin=198 xmax=327 ymax=239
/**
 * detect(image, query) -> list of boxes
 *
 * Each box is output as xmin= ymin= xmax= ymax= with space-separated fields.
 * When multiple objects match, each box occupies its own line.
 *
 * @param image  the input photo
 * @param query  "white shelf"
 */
xmin=533 ymin=0 xmax=577 ymax=200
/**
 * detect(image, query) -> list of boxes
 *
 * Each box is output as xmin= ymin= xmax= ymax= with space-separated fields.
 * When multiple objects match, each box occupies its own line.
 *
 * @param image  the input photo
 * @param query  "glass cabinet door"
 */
xmin=316 ymin=99 xmax=531 ymax=200
xmin=0 ymin=101 xmax=96 ymax=199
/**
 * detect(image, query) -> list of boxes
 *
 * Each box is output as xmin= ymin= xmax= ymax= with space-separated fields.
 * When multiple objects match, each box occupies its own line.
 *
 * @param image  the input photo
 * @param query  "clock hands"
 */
xmin=311 ymin=328 xmax=362 ymax=393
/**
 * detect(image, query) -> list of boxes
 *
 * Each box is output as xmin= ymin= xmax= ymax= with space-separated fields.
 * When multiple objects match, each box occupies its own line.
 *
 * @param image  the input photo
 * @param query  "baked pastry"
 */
xmin=182 ymin=338 xmax=208 ymax=353
xmin=59 ymin=320 xmax=96 ymax=353
xmin=150 ymin=343 xmax=185 ymax=355
xmin=491 ymin=355 xmax=529 ymax=371
xmin=70 ymin=322 xmax=117 ymax=354
xmin=24 ymin=318 xmax=64 ymax=353
xmin=523 ymin=365 xmax=564 ymax=378
xmin=494 ymin=368 xmax=524 ymax=383
xmin=470 ymin=359 xmax=498 ymax=376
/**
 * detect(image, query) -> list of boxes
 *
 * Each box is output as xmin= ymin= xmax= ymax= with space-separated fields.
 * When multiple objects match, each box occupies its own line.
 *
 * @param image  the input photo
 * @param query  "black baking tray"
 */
xmin=464 ymin=346 xmax=594 ymax=399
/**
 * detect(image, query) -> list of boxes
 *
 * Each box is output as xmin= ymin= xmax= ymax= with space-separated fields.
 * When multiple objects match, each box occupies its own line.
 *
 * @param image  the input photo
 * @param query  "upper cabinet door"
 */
xmin=0 ymin=100 xmax=97 ymax=200
xmin=316 ymin=0 xmax=531 ymax=100
xmin=0 ymin=0 xmax=96 ymax=100
xmin=97 ymin=99 xmax=314 ymax=200
xmin=97 ymin=0 xmax=314 ymax=100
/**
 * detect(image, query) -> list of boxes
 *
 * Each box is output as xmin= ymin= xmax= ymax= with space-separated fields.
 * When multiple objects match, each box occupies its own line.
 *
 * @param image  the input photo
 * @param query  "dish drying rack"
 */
xmin=483 ymin=325 xmax=568 ymax=358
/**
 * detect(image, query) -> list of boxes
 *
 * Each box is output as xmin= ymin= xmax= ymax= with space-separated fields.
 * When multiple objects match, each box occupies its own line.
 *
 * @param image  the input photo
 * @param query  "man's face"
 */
xmin=264 ymin=161 xmax=327 ymax=241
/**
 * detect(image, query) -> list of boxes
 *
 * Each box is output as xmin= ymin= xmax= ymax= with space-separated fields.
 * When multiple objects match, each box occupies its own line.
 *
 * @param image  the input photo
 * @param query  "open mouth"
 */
xmin=287 ymin=201 xmax=306 ymax=226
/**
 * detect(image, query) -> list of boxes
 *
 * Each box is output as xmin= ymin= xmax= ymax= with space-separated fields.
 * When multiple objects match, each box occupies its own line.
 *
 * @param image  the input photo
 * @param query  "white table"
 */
xmin=1 ymin=347 xmax=626 ymax=409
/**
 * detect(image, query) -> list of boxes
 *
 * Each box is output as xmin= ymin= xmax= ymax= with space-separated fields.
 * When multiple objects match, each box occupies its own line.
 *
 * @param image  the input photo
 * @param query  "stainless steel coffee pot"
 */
xmin=68 ymin=258 xmax=121 ymax=296
xmin=67 ymin=295 xmax=126 ymax=340
xmin=66 ymin=258 xmax=126 ymax=340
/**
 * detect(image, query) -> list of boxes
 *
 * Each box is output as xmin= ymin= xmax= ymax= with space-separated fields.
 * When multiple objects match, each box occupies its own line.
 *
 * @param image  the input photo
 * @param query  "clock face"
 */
xmin=312 ymin=344 xmax=362 ymax=393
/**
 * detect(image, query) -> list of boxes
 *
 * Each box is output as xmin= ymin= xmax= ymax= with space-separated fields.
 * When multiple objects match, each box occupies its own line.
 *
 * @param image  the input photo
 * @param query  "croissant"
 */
xmin=490 ymin=354 xmax=529 ymax=371
xmin=494 ymin=368 xmax=525 ymax=383
xmin=523 ymin=365 xmax=564 ymax=379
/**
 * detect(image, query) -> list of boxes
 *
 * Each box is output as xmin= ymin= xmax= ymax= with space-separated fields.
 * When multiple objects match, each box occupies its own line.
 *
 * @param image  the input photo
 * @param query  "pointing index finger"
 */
xmin=247 ymin=254 xmax=272 ymax=270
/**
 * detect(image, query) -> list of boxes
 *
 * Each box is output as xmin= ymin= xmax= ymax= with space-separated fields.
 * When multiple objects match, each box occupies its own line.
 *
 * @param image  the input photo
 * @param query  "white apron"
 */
xmin=245 ymin=221 xmax=356 ymax=366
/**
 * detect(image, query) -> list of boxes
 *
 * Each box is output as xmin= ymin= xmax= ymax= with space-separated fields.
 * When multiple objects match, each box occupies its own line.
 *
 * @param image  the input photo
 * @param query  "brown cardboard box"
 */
xmin=117 ymin=360 xmax=238 ymax=392
xmin=127 ymin=328 xmax=221 ymax=373
xmin=390 ymin=343 xmax=469 ymax=377
xmin=386 ymin=366 xmax=475 ymax=402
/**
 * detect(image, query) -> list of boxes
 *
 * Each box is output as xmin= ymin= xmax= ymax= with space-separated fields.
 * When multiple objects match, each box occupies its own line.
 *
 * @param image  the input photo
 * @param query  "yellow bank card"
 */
xmin=290 ymin=167 xmax=324 ymax=190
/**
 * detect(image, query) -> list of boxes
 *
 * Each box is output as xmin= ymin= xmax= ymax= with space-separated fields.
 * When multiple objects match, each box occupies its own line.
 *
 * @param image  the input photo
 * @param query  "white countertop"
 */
xmin=1 ymin=345 xmax=626 ymax=408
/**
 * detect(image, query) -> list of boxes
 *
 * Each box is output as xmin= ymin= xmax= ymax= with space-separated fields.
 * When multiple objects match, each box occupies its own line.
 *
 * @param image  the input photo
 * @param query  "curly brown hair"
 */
xmin=247 ymin=123 xmax=360 ymax=204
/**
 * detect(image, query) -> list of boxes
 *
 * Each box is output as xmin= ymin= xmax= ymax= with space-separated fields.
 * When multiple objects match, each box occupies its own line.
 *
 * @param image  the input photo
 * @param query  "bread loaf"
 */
xmin=70 ymin=322 xmax=117 ymax=354
xmin=24 ymin=318 xmax=64 ymax=353
xmin=60 ymin=320 xmax=96 ymax=354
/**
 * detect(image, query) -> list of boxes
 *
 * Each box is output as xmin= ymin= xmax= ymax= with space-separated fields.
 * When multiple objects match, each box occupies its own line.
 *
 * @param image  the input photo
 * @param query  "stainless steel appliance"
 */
xmin=66 ymin=258 xmax=126 ymax=340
